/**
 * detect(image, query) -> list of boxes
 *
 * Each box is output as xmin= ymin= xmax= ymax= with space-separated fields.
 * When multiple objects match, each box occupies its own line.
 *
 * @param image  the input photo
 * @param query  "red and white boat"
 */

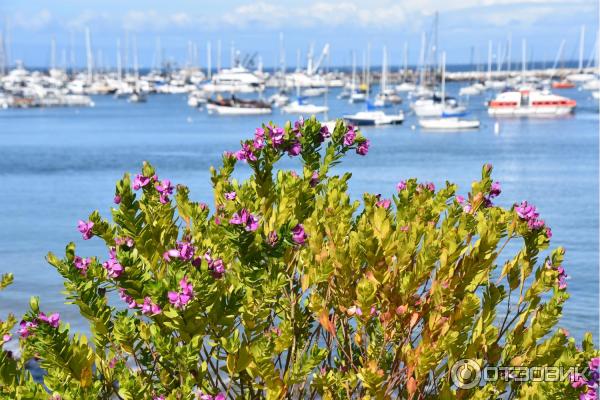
xmin=551 ymin=80 xmax=575 ymax=89
xmin=488 ymin=90 xmax=576 ymax=117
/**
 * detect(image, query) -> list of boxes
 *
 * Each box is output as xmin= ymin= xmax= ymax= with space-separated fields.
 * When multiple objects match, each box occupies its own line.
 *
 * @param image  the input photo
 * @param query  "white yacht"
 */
xmin=488 ymin=89 xmax=576 ymax=117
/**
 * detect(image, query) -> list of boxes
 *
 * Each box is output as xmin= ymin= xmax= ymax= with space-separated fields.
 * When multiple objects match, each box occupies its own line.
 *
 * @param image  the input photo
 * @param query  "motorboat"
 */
xmin=343 ymin=109 xmax=404 ymax=126
xmin=459 ymin=82 xmax=485 ymax=96
xmin=206 ymin=96 xmax=272 ymax=115
xmin=281 ymin=97 xmax=328 ymax=114
xmin=302 ymin=87 xmax=327 ymax=97
xmin=268 ymin=92 xmax=290 ymax=107
xmin=487 ymin=89 xmax=576 ymax=117
xmin=419 ymin=117 xmax=479 ymax=130
xmin=411 ymin=96 xmax=467 ymax=117
xmin=395 ymin=82 xmax=417 ymax=92
xmin=551 ymin=80 xmax=575 ymax=89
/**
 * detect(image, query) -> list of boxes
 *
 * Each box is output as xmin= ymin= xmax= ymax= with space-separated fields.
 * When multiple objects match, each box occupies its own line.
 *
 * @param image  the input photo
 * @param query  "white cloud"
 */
xmin=12 ymin=9 xmax=53 ymax=31
xmin=7 ymin=0 xmax=596 ymax=34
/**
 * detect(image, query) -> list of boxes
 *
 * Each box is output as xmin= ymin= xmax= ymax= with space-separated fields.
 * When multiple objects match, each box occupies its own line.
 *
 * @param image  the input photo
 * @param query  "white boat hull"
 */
xmin=419 ymin=118 xmax=480 ymax=130
xmin=206 ymin=104 xmax=272 ymax=115
xmin=343 ymin=111 xmax=404 ymax=126
xmin=281 ymin=104 xmax=329 ymax=114
xmin=488 ymin=106 xmax=574 ymax=117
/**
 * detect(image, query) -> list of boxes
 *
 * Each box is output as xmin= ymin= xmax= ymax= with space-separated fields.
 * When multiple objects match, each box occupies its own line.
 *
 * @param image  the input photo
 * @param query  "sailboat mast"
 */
xmin=521 ymin=38 xmax=526 ymax=81
xmin=381 ymin=45 xmax=387 ymax=94
xmin=116 ymin=39 xmax=122 ymax=81
xmin=579 ymin=25 xmax=585 ymax=72
xmin=441 ymin=51 xmax=446 ymax=105
xmin=206 ymin=41 xmax=212 ymax=79
xmin=487 ymin=40 xmax=492 ymax=81
xmin=85 ymin=27 xmax=93 ymax=83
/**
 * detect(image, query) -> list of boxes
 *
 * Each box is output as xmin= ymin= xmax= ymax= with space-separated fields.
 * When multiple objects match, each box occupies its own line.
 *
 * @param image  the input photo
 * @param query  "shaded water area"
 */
xmin=0 ymin=83 xmax=598 ymax=349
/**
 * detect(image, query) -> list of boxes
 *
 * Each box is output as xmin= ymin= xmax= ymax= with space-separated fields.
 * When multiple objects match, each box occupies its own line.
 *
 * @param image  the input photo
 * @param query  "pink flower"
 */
xmin=229 ymin=209 xmax=259 ymax=232
xmin=343 ymin=127 xmax=356 ymax=146
xmin=168 ymin=291 xmax=191 ymax=309
xmin=38 ymin=312 xmax=60 ymax=328
xmin=2 ymin=334 xmax=11 ymax=344
xmin=114 ymin=195 xmax=121 ymax=204
xmin=179 ymin=276 xmax=194 ymax=296
xmin=456 ymin=195 xmax=465 ymax=204
xmin=320 ymin=125 xmax=331 ymax=140
xmin=209 ymin=258 xmax=226 ymax=279
xmin=376 ymin=198 xmax=391 ymax=209
xmin=310 ymin=171 xmax=320 ymax=187
xmin=254 ymin=127 xmax=266 ymax=149
xmin=177 ymin=241 xmax=195 ymax=261
xmin=356 ymin=139 xmax=370 ymax=156
xmin=291 ymin=224 xmax=307 ymax=245
xmin=119 ymin=289 xmax=138 ymax=309
xmin=163 ymin=249 xmax=180 ymax=262
xmin=396 ymin=181 xmax=407 ymax=191
xmin=269 ymin=127 xmax=285 ymax=147
xmin=155 ymin=179 xmax=174 ymax=204
xmin=287 ymin=141 xmax=301 ymax=156
xmin=141 ymin=297 xmax=162 ymax=316
xmin=133 ymin=174 xmax=151 ymax=190
xmin=115 ymin=237 xmax=134 ymax=248
xmin=18 ymin=320 xmax=37 ymax=338
xmin=225 ymin=191 xmax=236 ymax=200
xmin=77 ymin=220 xmax=94 ymax=240
xmin=73 ymin=256 xmax=91 ymax=274
xmin=103 ymin=250 xmax=124 ymax=278
xmin=490 ymin=181 xmax=501 ymax=198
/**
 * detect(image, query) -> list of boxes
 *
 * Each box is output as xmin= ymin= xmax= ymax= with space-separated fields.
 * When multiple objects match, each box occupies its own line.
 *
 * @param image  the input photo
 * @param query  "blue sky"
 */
xmin=0 ymin=0 xmax=598 ymax=69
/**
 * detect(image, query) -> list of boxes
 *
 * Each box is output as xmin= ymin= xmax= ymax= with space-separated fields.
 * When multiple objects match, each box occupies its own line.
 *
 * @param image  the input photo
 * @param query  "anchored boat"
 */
xmin=206 ymin=96 xmax=272 ymax=115
xmin=488 ymin=90 xmax=576 ymax=117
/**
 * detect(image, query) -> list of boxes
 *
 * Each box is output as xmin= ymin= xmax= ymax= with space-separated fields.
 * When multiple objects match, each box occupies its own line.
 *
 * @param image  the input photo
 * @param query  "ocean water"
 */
xmin=0 ymin=82 xmax=598 ymax=345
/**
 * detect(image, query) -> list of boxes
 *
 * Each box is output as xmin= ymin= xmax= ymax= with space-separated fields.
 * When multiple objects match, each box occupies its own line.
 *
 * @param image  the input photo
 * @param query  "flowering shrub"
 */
xmin=0 ymin=117 xmax=597 ymax=399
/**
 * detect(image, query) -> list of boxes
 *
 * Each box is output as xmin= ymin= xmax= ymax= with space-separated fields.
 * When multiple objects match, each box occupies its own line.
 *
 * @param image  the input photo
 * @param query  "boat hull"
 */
xmin=206 ymin=104 xmax=272 ymax=115
xmin=419 ymin=118 xmax=480 ymax=130
xmin=488 ymin=106 xmax=574 ymax=117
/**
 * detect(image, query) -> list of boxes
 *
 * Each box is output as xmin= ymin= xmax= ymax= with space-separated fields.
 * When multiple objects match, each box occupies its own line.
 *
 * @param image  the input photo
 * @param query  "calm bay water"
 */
xmin=0 ymin=83 xmax=598 ymax=344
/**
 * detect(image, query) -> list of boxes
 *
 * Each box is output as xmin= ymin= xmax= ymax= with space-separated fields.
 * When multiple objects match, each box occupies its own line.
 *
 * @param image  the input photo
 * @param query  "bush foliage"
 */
xmin=0 ymin=117 xmax=597 ymax=399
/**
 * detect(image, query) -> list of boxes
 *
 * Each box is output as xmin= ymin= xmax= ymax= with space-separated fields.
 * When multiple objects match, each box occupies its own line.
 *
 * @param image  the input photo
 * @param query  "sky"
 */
xmin=0 ymin=0 xmax=598 ymax=69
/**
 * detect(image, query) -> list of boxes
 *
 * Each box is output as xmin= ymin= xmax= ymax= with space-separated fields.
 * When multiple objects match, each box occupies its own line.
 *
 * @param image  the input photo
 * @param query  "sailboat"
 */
xmin=343 ymin=104 xmax=404 ymax=126
xmin=419 ymin=52 xmax=480 ymax=130
xmin=567 ymin=26 xmax=595 ymax=82
xmin=373 ymin=46 xmax=401 ymax=107
xmin=282 ymin=84 xmax=328 ymax=114
xmin=128 ymin=37 xmax=147 ymax=103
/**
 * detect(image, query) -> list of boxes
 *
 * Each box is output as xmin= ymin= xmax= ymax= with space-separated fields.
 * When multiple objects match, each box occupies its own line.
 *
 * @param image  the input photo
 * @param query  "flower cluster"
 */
xmin=417 ymin=182 xmax=435 ymax=193
xmin=119 ymin=288 xmax=138 ymax=309
xmin=230 ymin=209 xmax=259 ymax=232
xmin=18 ymin=320 xmax=37 ymax=338
xmin=291 ymin=224 xmax=307 ymax=245
xmin=38 ymin=312 xmax=60 ymax=328
xmin=155 ymin=179 xmax=174 ymax=204
xmin=133 ymin=173 xmax=174 ymax=204
xmin=77 ymin=220 xmax=94 ymax=240
xmin=397 ymin=181 xmax=407 ymax=192
xmin=546 ymin=261 xmax=568 ymax=290
xmin=168 ymin=276 xmax=194 ymax=309
xmin=141 ymin=297 xmax=162 ymax=316
xmin=571 ymin=357 xmax=600 ymax=400
xmin=103 ymin=248 xmax=124 ymax=278
xmin=203 ymin=251 xmax=226 ymax=279
xmin=73 ymin=255 xmax=91 ymax=275
xmin=515 ymin=201 xmax=546 ymax=231
xmin=163 ymin=241 xmax=196 ymax=262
